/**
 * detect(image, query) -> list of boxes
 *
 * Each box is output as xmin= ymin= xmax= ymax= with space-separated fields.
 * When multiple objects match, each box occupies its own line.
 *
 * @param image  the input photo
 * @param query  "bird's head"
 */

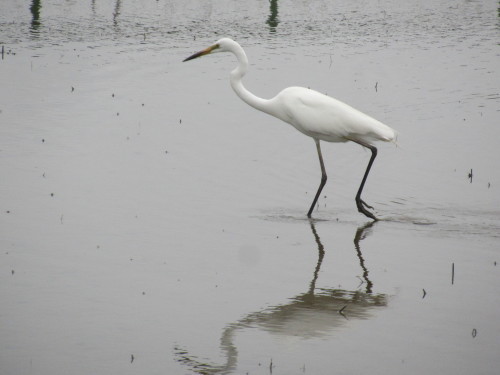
xmin=183 ymin=38 xmax=237 ymax=62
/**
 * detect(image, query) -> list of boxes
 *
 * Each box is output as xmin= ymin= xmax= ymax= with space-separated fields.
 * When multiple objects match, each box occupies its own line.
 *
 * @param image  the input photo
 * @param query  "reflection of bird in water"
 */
xmin=174 ymin=221 xmax=387 ymax=374
xmin=354 ymin=221 xmax=375 ymax=293
xmin=183 ymin=38 xmax=397 ymax=220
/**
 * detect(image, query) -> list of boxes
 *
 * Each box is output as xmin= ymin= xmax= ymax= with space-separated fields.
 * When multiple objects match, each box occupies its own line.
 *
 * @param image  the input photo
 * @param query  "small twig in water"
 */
xmin=452 ymin=263 xmax=455 ymax=285
xmin=339 ymin=305 xmax=348 ymax=319
xmin=356 ymin=275 xmax=365 ymax=289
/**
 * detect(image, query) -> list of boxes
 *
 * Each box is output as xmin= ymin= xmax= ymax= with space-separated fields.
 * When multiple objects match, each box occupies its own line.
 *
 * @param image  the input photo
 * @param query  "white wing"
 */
xmin=272 ymin=87 xmax=395 ymax=144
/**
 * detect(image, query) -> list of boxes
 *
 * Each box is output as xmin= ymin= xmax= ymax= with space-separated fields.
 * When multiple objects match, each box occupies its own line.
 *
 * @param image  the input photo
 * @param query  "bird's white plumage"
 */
xmin=270 ymin=86 xmax=395 ymax=144
xmin=183 ymin=37 xmax=397 ymax=220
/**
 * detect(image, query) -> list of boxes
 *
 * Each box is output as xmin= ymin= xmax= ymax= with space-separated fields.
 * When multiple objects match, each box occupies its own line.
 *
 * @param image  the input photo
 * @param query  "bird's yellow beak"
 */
xmin=183 ymin=43 xmax=219 ymax=62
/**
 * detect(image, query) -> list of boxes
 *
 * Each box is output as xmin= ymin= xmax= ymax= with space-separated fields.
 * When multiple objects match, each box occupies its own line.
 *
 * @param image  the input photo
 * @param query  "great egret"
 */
xmin=183 ymin=38 xmax=396 ymax=220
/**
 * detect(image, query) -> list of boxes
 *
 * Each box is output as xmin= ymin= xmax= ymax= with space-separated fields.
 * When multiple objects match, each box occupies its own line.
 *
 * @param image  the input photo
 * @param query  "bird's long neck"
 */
xmin=229 ymin=45 xmax=272 ymax=116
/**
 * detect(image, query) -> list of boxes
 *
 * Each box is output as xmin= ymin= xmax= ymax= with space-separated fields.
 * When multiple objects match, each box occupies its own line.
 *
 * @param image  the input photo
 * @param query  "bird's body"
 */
xmin=184 ymin=38 xmax=396 ymax=220
xmin=268 ymin=86 xmax=395 ymax=144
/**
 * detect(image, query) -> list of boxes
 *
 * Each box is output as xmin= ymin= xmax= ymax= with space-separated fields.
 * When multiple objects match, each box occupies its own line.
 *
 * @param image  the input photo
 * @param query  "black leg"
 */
xmin=307 ymin=139 xmax=327 ymax=218
xmin=353 ymin=141 xmax=378 ymax=221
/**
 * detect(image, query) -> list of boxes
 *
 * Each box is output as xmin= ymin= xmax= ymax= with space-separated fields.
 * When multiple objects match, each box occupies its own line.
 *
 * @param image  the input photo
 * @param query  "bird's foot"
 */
xmin=360 ymin=199 xmax=374 ymax=210
xmin=356 ymin=198 xmax=378 ymax=221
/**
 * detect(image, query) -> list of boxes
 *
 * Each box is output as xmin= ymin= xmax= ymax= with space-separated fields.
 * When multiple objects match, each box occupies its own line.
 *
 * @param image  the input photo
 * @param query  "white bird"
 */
xmin=183 ymin=38 xmax=396 ymax=220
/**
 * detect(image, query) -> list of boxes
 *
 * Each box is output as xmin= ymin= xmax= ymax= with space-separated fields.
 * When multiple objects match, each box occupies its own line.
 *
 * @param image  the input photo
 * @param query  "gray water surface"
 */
xmin=1 ymin=1 xmax=499 ymax=374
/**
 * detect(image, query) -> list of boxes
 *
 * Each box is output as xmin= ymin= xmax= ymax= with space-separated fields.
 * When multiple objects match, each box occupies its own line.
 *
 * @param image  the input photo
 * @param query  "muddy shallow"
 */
xmin=1 ymin=1 xmax=499 ymax=374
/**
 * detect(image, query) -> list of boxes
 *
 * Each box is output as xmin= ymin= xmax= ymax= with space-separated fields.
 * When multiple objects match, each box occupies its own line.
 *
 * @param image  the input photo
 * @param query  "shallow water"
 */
xmin=1 ymin=1 xmax=499 ymax=374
